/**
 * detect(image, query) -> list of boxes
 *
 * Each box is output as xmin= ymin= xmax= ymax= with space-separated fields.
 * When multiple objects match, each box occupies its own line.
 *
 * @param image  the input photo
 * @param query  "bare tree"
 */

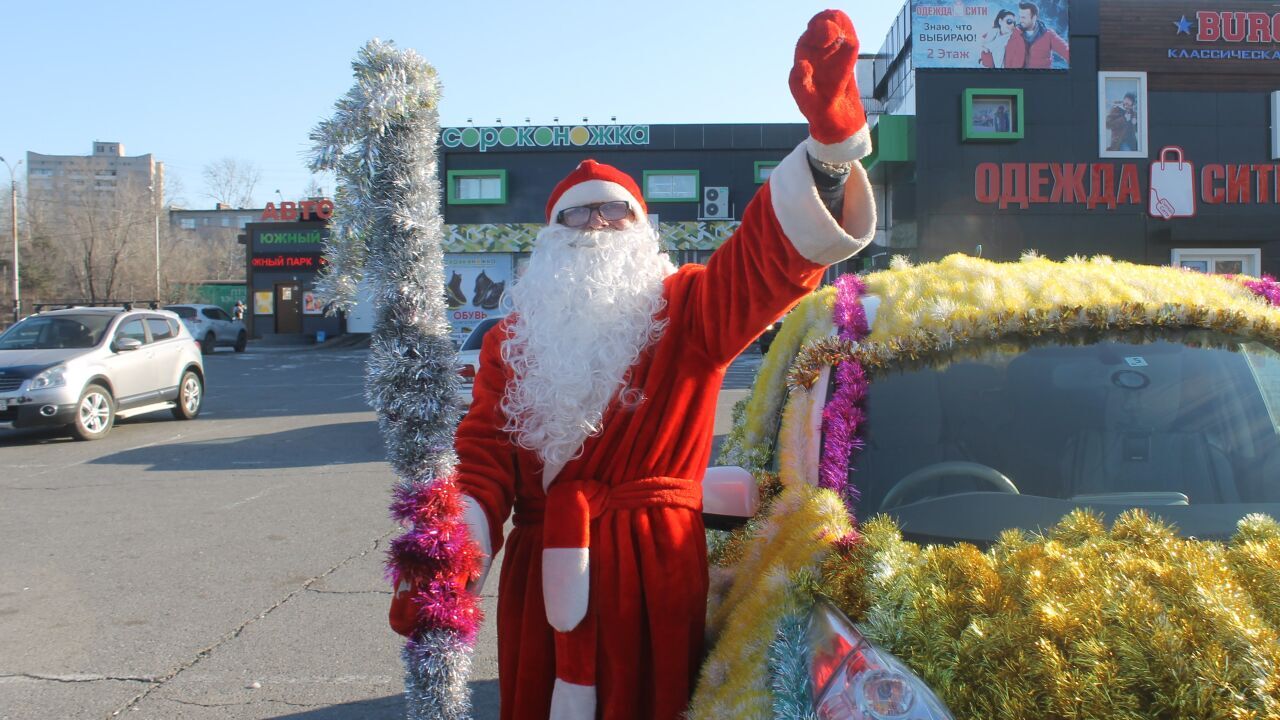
xmin=164 ymin=172 xmax=188 ymax=209
xmin=201 ymin=157 xmax=261 ymax=208
xmin=302 ymin=177 xmax=325 ymax=199
xmin=26 ymin=160 xmax=163 ymax=302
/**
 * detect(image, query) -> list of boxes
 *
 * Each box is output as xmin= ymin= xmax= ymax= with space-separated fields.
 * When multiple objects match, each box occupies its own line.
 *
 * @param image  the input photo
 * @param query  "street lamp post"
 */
xmin=148 ymin=184 xmax=161 ymax=302
xmin=0 ymin=156 xmax=22 ymax=323
xmin=155 ymin=213 xmax=161 ymax=302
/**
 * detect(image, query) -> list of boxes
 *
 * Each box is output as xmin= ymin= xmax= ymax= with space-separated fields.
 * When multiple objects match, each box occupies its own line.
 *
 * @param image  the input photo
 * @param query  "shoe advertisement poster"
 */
xmin=444 ymin=253 xmax=513 ymax=344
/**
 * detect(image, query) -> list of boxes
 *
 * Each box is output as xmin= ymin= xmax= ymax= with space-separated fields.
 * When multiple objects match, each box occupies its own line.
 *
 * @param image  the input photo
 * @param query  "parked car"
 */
xmin=165 ymin=303 xmax=247 ymax=354
xmin=692 ymin=255 xmax=1280 ymax=720
xmin=0 ymin=305 xmax=205 ymax=440
xmin=455 ymin=316 xmax=503 ymax=403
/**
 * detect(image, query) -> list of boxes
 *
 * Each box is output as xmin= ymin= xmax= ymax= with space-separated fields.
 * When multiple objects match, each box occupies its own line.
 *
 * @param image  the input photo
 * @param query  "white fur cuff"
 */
xmin=461 ymin=495 xmax=493 ymax=594
xmin=550 ymin=679 xmax=596 ymax=720
xmin=543 ymin=547 xmax=590 ymax=632
xmin=769 ymin=142 xmax=878 ymax=266
xmin=805 ymin=125 xmax=872 ymax=165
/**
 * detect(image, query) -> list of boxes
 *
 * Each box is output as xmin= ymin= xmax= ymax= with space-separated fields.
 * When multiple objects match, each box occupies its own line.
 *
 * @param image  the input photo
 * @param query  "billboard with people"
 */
xmin=913 ymin=0 xmax=1070 ymax=70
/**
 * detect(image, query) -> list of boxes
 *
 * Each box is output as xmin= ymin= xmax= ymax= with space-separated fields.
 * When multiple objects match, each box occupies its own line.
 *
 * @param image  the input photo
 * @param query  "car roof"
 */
xmin=29 ymin=306 xmax=181 ymax=320
xmin=722 ymin=255 xmax=1280 ymax=474
xmin=32 ymin=306 xmax=149 ymax=316
xmin=858 ymin=254 xmax=1280 ymax=346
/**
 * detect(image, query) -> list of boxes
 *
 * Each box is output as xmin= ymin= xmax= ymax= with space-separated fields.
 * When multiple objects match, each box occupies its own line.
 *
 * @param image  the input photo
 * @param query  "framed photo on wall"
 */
xmin=962 ymin=88 xmax=1024 ymax=141
xmin=1098 ymin=71 xmax=1148 ymax=158
xmin=1272 ymin=91 xmax=1279 ymax=160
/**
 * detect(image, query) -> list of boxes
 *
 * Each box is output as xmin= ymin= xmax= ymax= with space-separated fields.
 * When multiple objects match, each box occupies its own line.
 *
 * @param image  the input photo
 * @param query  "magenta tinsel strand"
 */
xmin=418 ymin=580 xmax=481 ymax=636
xmin=389 ymin=530 xmax=476 ymax=571
xmin=384 ymin=470 xmax=485 ymax=641
xmin=819 ymin=274 xmax=873 ymax=515
xmin=1240 ymin=274 xmax=1280 ymax=306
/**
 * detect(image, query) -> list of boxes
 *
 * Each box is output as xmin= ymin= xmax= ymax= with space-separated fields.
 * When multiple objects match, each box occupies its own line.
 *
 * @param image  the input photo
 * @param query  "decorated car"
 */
xmin=692 ymin=254 xmax=1280 ymax=719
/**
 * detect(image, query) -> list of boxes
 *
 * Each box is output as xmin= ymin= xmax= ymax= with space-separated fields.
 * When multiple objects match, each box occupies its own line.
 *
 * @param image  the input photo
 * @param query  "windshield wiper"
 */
xmin=1069 ymin=492 xmax=1189 ymax=506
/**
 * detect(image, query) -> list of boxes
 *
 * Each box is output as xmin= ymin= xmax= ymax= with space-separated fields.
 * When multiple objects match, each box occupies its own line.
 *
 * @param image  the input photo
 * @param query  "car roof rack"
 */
xmin=32 ymin=300 xmax=162 ymax=313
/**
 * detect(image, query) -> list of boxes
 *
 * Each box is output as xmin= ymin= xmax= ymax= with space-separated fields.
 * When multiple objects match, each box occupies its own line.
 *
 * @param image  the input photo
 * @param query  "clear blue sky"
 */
xmin=2 ymin=1 xmax=904 ymax=209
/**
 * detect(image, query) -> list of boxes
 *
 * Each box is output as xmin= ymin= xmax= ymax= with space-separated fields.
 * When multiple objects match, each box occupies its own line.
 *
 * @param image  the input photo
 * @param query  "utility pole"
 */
xmin=149 ymin=183 xmax=161 ymax=302
xmin=155 ymin=214 xmax=161 ymax=302
xmin=0 ymin=156 xmax=21 ymax=324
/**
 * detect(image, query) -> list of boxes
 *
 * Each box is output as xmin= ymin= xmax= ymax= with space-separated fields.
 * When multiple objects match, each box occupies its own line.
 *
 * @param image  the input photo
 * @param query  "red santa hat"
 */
xmin=545 ymin=159 xmax=648 ymax=224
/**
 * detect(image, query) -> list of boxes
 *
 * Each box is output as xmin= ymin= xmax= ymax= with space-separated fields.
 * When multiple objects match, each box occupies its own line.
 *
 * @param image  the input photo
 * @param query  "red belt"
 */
xmin=514 ymin=475 xmax=703 ymax=535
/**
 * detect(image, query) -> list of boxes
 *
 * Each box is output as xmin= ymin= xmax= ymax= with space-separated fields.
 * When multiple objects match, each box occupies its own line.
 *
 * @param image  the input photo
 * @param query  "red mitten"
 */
xmin=388 ymin=570 xmax=472 ymax=638
xmin=389 ymin=578 xmax=418 ymax=637
xmin=789 ymin=10 xmax=870 ymax=163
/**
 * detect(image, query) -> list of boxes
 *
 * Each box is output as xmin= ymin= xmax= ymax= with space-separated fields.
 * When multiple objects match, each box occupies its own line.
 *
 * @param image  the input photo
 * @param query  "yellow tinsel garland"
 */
xmin=825 ymin=510 xmax=1280 ymax=719
xmin=719 ymin=289 xmax=835 ymax=471
xmin=859 ymin=254 xmax=1280 ymax=369
xmin=690 ymin=483 xmax=852 ymax=720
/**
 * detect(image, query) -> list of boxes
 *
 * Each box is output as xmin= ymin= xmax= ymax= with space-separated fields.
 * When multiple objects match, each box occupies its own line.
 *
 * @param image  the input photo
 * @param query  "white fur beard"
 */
xmin=500 ymin=222 xmax=676 ymax=480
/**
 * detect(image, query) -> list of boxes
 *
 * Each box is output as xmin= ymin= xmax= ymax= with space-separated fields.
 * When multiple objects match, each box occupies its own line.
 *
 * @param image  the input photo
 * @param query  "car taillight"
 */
xmin=457 ymin=364 xmax=476 ymax=381
xmin=807 ymin=600 xmax=953 ymax=720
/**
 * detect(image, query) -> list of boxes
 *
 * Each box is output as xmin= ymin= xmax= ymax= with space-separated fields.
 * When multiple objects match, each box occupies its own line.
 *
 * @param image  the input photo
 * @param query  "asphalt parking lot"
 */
xmin=0 ymin=343 xmax=760 ymax=719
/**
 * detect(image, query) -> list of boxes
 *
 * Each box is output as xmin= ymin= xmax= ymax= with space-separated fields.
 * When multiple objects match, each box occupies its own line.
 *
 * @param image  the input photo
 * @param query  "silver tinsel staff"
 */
xmin=310 ymin=40 xmax=479 ymax=720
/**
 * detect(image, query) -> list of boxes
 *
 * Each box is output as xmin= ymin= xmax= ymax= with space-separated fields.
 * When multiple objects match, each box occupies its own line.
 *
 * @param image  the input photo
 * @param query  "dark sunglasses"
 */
xmin=556 ymin=200 xmax=632 ymax=228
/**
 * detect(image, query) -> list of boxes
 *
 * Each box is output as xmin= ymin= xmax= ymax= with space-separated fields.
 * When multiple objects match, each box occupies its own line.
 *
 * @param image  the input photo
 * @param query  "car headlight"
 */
xmin=29 ymin=365 xmax=68 ymax=390
xmin=808 ymin=600 xmax=953 ymax=720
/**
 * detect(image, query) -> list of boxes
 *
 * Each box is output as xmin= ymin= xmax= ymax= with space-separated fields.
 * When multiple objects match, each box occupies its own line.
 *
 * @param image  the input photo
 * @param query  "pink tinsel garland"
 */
xmin=388 ymin=475 xmax=483 ymax=643
xmin=1239 ymin=274 xmax=1280 ymax=307
xmin=818 ymin=274 xmax=871 ymax=515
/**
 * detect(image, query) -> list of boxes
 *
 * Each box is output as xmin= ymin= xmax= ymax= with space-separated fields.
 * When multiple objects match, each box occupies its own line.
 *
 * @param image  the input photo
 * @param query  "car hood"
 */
xmin=0 ymin=349 xmax=86 ymax=377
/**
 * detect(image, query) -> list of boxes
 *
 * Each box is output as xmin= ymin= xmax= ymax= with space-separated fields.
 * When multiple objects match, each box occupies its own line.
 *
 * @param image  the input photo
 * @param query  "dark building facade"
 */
xmin=240 ymin=218 xmax=342 ymax=340
xmin=870 ymin=0 xmax=1280 ymax=277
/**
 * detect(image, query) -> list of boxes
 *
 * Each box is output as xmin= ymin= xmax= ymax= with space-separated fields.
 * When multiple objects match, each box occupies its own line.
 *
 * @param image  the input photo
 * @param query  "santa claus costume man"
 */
xmin=395 ymin=10 xmax=877 ymax=719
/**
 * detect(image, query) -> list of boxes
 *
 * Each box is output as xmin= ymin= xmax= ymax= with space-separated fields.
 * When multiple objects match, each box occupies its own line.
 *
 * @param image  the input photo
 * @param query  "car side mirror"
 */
xmin=703 ymin=465 xmax=759 ymax=531
xmin=115 ymin=337 xmax=142 ymax=352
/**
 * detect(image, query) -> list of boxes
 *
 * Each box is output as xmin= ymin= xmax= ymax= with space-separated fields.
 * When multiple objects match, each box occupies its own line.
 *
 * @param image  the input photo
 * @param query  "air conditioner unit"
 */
xmin=701 ymin=186 xmax=730 ymax=219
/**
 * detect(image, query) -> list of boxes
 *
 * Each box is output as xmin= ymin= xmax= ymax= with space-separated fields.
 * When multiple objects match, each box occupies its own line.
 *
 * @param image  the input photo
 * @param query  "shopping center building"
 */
xmin=868 ymin=0 xmax=1279 ymax=276
xmin=434 ymin=121 xmax=888 ymax=343
xmin=248 ymin=0 xmax=1279 ymax=341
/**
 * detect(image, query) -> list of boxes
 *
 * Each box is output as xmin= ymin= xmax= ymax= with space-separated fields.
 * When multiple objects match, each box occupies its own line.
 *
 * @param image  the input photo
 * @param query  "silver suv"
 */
xmin=0 ymin=305 xmax=205 ymax=440
xmin=165 ymin=304 xmax=248 ymax=354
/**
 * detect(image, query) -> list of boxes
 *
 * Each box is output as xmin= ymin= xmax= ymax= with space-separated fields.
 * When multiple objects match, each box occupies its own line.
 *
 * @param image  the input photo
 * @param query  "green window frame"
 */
xmin=642 ymin=170 xmax=700 ymax=203
xmin=754 ymin=161 xmax=780 ymax=184
xmin=961 ymin=88 xmax=1025 ymax=142
xmin=447 ymin=169 xmax=508 ymax=205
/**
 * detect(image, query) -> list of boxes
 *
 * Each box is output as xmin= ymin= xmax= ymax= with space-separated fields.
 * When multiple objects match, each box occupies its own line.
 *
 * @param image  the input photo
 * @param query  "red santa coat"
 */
xmin=456 ymin=142 xmax=874 ymax=720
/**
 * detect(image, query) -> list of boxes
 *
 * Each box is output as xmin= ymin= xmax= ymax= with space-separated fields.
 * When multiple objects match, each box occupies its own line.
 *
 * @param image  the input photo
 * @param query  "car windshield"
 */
xmin=165 ymin=306 xmax=197 ymax=319
xmin=461 ymin=318 xmax=501 ymax=351
xmin=847 ymin=330 xmax=1280 ymax=516
xmin=0 ymin=314 xmax=114 ymax=350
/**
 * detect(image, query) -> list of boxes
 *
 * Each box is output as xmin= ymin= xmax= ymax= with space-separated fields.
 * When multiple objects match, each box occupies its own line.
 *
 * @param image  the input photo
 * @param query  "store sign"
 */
xmin=441 ymin=124 xmax=650 ymax=153
xmin=912 ymin=0 xmax=1070 ymax=70
xmin=1101 ymin=1 xmax=1280 ymax=88
xmin=251 ymin=252 xmax=328 ymax=270
xmin=260 ymin=199 xmax=333 ymax=221
xmin=254 ymin=229 xmax=324 ymax=249
xmin=1193 ymin=11 xmax=1280 ymax=44
xmin=974 ymin=148 xmax=1280 ymax=217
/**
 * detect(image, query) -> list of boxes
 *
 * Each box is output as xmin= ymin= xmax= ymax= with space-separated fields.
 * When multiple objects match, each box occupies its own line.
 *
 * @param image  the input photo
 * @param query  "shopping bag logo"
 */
xmin=1149 ymin=146 xmax=1196 ymax=220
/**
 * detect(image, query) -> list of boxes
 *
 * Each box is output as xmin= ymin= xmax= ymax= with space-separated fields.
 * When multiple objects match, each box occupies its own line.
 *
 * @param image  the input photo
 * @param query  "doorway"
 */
xmin=1171 ymin=248 xmax=1261 ymax=277
xmin=275 ymin=282 xmax=302 ymax=333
